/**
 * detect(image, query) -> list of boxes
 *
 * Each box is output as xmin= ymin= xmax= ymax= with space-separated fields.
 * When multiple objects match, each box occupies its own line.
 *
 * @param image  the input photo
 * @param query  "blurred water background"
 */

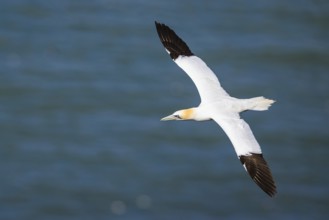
xmin=0 ymin=0 xmax=328 ymax=219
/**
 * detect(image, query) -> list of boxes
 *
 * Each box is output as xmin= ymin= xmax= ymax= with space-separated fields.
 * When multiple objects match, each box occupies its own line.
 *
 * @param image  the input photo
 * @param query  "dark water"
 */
xmin=1 ymin=0 xmax=328 ymax=219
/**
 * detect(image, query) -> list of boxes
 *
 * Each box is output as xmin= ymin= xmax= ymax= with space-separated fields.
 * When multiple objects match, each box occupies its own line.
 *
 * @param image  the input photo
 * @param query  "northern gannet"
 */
xmin=155 ymin=21 xmax=277 ymax=197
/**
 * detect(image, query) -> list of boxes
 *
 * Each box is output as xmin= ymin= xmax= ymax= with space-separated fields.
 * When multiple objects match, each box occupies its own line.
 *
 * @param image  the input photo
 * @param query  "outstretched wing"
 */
xmin=212 ymin=115 xmax=277 ymax=197
xmin=155 ymin=21 xmax=230 ymax=104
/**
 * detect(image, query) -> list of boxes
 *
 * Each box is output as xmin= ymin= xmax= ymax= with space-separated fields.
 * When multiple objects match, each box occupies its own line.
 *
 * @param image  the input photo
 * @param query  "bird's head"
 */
xmin=160 ymin=108 xmax=195 ymax=121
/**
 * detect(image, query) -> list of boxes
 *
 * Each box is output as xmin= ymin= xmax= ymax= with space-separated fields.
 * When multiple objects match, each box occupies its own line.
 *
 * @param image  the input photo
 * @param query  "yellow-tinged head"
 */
xmin=160 ymin=108 xmax=195 ymax=121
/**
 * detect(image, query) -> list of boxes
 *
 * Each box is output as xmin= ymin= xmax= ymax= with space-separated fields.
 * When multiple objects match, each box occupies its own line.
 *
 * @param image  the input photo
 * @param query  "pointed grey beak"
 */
xmin=160 ymin=115 xmax=176 ymax=121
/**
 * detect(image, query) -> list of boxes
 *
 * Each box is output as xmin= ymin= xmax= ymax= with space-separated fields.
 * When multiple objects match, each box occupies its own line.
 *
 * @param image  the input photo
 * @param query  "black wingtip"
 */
xmin=155 ymin=21 xmax=194 ymax=60
xmin=240 ymin=153 xmax=277 ymax=197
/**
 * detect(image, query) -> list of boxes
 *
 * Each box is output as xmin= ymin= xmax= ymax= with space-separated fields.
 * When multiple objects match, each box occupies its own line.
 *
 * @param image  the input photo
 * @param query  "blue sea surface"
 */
xmin=0 ymin=0 xmax=328 ymax=219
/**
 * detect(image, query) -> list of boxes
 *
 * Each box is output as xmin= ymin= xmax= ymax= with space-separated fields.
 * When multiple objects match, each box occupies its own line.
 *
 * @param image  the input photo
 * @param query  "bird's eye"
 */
xmin=174 ymin=115 xmax=182 ymax=119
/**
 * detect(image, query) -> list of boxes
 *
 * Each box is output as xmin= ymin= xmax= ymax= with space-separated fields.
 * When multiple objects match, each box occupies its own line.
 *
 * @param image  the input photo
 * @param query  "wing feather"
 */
xmin=155 ymin=21 xmax=230 ymax=103
xmin=240 ymin=154 xmax=277 ymax=197
xmin=213 ymin=115 xmax=276 ymax=197
xmin=213 ymin=115 xmax=262 ymax=156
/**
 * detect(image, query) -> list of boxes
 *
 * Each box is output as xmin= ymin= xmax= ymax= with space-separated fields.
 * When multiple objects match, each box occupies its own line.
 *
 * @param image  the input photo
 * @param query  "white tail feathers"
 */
xmin=247 ymin=96 xmax=275 ymax=111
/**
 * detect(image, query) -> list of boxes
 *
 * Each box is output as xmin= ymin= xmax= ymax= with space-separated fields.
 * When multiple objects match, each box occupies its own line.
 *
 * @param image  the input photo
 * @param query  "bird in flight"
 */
xmin=155 ymin=21 xmax=277 ymax=197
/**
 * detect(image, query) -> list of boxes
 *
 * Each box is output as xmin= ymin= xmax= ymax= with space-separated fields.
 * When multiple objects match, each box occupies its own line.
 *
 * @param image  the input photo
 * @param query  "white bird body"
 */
xmin=155 ymin=21 xmax=277 ymax=197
